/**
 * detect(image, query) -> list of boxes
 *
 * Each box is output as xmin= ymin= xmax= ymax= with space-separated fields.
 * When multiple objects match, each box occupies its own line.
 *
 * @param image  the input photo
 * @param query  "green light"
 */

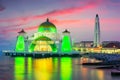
xmin=50 ymin=44 xmax=57 ymax=52
xmin=29 ymin=36 xmax=57 ymax=52
xmin=38 ymin=20 xmax=57 ymax=33
xmin=53 ymin=58 xmax=58 ymax=71
xmin=15 ymin=35 xmax=25 ymax=52
xmin=14 ymin=57 xmax=25 ymax=80
xmin=33 ymin=58 xmax=53 ymax=80
xmin=29 ymin=43 xmax=35 ymax=52
xmin=38 ymin=26 xmax=57 ymax=33
xmin=38 ymin=26 xmax=44 ymax=32
xmin=27 ymin=57 xmax=32 ymax=80
xmin=28 ymin=57 xmax=32 ymax=73
xmin=61 ymin=58 xmax=72 ymax=80
xmin=61 ymin=35 xmax=72 ymax=52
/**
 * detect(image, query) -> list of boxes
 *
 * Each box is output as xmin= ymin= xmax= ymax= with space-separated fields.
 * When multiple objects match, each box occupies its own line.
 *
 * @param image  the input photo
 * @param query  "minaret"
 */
xmin=15 ymin=29 xmax=26 ymax=52
xmin=61 ymin=29 xmax=72 ymax=53
xmin=94 ymin=14 xmax=100 ymax=47
xmin=18 ymin=29 xmax=26 ymax=36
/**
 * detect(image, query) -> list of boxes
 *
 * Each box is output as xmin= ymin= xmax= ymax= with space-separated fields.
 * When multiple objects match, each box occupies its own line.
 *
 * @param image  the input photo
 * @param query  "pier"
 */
xmin=2 ymin=51 xmax=81 ymax=58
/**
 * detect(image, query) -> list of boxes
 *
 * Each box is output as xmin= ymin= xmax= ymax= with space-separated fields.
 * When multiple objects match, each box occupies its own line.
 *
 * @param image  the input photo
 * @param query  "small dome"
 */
xmin=62 ymin=29 xmax=70 ymax=33
xmin=38 ymin=18 xmax=57 ymax=33
xmin=18 ymin=29 xmax=26 ymax=33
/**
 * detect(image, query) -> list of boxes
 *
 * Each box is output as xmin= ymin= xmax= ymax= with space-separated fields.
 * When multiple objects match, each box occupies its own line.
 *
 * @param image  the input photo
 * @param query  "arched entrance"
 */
xmin=29 ymin=36 xmax=57 ymax=52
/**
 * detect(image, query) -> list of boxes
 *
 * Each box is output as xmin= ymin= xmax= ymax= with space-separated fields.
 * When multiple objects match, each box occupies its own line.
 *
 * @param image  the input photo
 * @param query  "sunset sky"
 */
xmin=0 ymin=0 xmax=120 ymax=50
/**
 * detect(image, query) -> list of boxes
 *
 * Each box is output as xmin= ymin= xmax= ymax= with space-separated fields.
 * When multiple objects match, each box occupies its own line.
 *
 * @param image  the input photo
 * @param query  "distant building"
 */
xmin=72 ymin=14 xmax=120 ymax=53
xmin=102 ymin=41 xmax=120 ymax=49
xmin=80 ymin=41 xmax=93 ymax=48
xmin=74 ymin=41 xmax=93 ymax=48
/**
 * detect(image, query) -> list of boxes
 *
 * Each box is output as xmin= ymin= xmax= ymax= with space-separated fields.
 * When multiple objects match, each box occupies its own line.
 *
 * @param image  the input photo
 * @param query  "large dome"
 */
xmin=38 ymin=18 xmax=57 ymax=33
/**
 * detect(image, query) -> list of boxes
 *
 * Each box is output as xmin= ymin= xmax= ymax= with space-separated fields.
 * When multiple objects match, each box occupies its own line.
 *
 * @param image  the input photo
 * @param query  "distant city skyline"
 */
xmin=0 ymin=0 xmax=120 ymax=50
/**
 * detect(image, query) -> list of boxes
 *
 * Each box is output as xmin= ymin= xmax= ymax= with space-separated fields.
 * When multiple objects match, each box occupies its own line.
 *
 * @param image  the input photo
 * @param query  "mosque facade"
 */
xmin=15 ymin=19 xmax=72 ymax=53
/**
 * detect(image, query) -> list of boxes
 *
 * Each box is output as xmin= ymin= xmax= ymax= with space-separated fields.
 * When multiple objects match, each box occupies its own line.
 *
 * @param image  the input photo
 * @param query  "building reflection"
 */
xmin=82 ymin=67 xmax=88 ymax=79
xmin=27 ymin=57 xmax=33 ymax=80
xmin=60 ymin=57 xmax=72 ymax=80
xmin=96 ymin=70 xmax=104 ymax=80
xmin=13 ymin=57 xmax=105 ymax=80
xmin=90 ymin=70 xmax=105 ymax=80
xmin=52 ymin=58 xmax=60 ymax=80
xmin=14 ymin=57 xmax=25 ymax=80
xmin=14 ymin=57 xmax=33 ymax=80
xmin=33 ymin=58 xmax=53 ymax=80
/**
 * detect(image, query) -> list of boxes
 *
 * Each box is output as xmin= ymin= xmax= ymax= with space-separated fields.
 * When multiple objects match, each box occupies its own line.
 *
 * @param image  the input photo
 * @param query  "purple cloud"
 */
xmin=0 ymin=4 xmax=5 ymax=11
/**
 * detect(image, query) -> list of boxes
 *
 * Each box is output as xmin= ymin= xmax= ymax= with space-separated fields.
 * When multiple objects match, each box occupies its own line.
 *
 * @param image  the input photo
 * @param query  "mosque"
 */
xmin=15 ymin=18 xmax=73 ymax=53
xmin=4 ymin=14 xmax=120 ymax=55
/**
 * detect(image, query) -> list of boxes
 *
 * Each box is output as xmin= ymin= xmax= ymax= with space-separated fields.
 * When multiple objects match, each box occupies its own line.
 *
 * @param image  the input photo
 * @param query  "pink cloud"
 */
xmin=50 ymin=19 xmax=81 ymax=25
xmin=34 ymin=0 xmax=102 ymax=18
xmin=100 ymin=18 xmax=120 ymax=32
xmin=0 ymin=0 xmax=102 ymax=34
xmin=0 ymin=0 xmax=105 ymax=39
xmin=0 ymin=0 xmax=102 ymax=24
xmin=0 ymin=23 xmax=25 ymax=29
xmin=50 ymin=18 xmax=94 ymax=26
xmin=4 ymin=16 xmax=120 ymax=35
xmin=25 ymin=25 xmax=38 ymax=31
xmin=0 ymin=25 xmax=38 ymax=34
xmin=0 ymin=18 xmax=95 ymax=34
xmin=101 ymin=18 xmax=120 ymax=24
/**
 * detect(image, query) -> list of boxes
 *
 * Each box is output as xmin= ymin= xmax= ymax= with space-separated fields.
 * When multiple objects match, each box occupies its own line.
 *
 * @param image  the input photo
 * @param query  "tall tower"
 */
xmin=94 ymin=14 xmax=100 ymax=47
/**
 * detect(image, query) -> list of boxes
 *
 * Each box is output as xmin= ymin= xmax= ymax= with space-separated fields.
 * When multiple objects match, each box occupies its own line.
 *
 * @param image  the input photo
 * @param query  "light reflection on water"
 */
xmin=0 ymin=56 xmax=119 ymax=80
xmin=14 ymin=57 xmax=25 ymax=80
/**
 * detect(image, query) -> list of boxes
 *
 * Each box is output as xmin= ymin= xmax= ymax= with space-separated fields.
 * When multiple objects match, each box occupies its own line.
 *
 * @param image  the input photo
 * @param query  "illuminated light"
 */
xmin=60 ymin=57 xmax=72 ymax=80
xmin=38 ymin=26 xmax=57 ymax=33
xmin=53 ymin=58 xmax=58 ymax=72
xmin=33 ymin=58 xmax=53 ymax=80
xmin=15 ymin=35 xmax=25 ymax=52
xmin=90 ymin=69 xmax=104 ymax=80
xmin=29 ymin=36 xmax=57 ymax=52
xmin=38 ymin=19 xmax=57 ymax=33
xmin=29 ymin=43 xmax=35 ymax=52
xmin=61 ymin=35 xmax=72 ymax=52
xmin=82 ymin=67 xmax=88 ymax=78
xmin=27 ymin=57 xmax=33 ymax=80
xmin=14 ymin=57 xmax=25 ymax=80
xmin=50 ymin=43 xmax=57 ymax=52
xmin=34 ymin=41 xmax=52 ymax=52
xmin=97 ymin=70 xmax=104 ymax=80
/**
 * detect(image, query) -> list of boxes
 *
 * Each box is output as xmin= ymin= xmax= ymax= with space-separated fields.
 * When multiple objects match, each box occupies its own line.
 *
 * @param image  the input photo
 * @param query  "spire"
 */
xmin=96 ymin=14 xmax=98 ymax=17
xmin=18 ymin=29 xmax=26 ymax=33
xmin=46 ymin=18 xmax=49 ymax=22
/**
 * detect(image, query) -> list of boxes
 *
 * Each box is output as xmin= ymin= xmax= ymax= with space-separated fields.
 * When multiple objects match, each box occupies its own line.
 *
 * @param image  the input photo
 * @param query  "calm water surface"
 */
xmin=0 ymin=55 xmax=120 ymax=80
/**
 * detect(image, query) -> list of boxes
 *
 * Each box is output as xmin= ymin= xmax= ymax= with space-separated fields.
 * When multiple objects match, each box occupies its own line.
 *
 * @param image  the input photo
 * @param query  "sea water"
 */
xmin=0 ymin=53 xmax=119 ymax=80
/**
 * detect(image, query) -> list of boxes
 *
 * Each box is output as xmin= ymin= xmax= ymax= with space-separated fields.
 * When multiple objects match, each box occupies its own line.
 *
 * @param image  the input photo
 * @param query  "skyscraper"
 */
xmin=94 ymin=14 xmax=101 ymax=47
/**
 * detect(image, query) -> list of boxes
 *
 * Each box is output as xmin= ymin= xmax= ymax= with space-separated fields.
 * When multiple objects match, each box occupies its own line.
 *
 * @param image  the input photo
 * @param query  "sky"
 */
xmin=0 ymin=0 xmax=120 ymax=50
